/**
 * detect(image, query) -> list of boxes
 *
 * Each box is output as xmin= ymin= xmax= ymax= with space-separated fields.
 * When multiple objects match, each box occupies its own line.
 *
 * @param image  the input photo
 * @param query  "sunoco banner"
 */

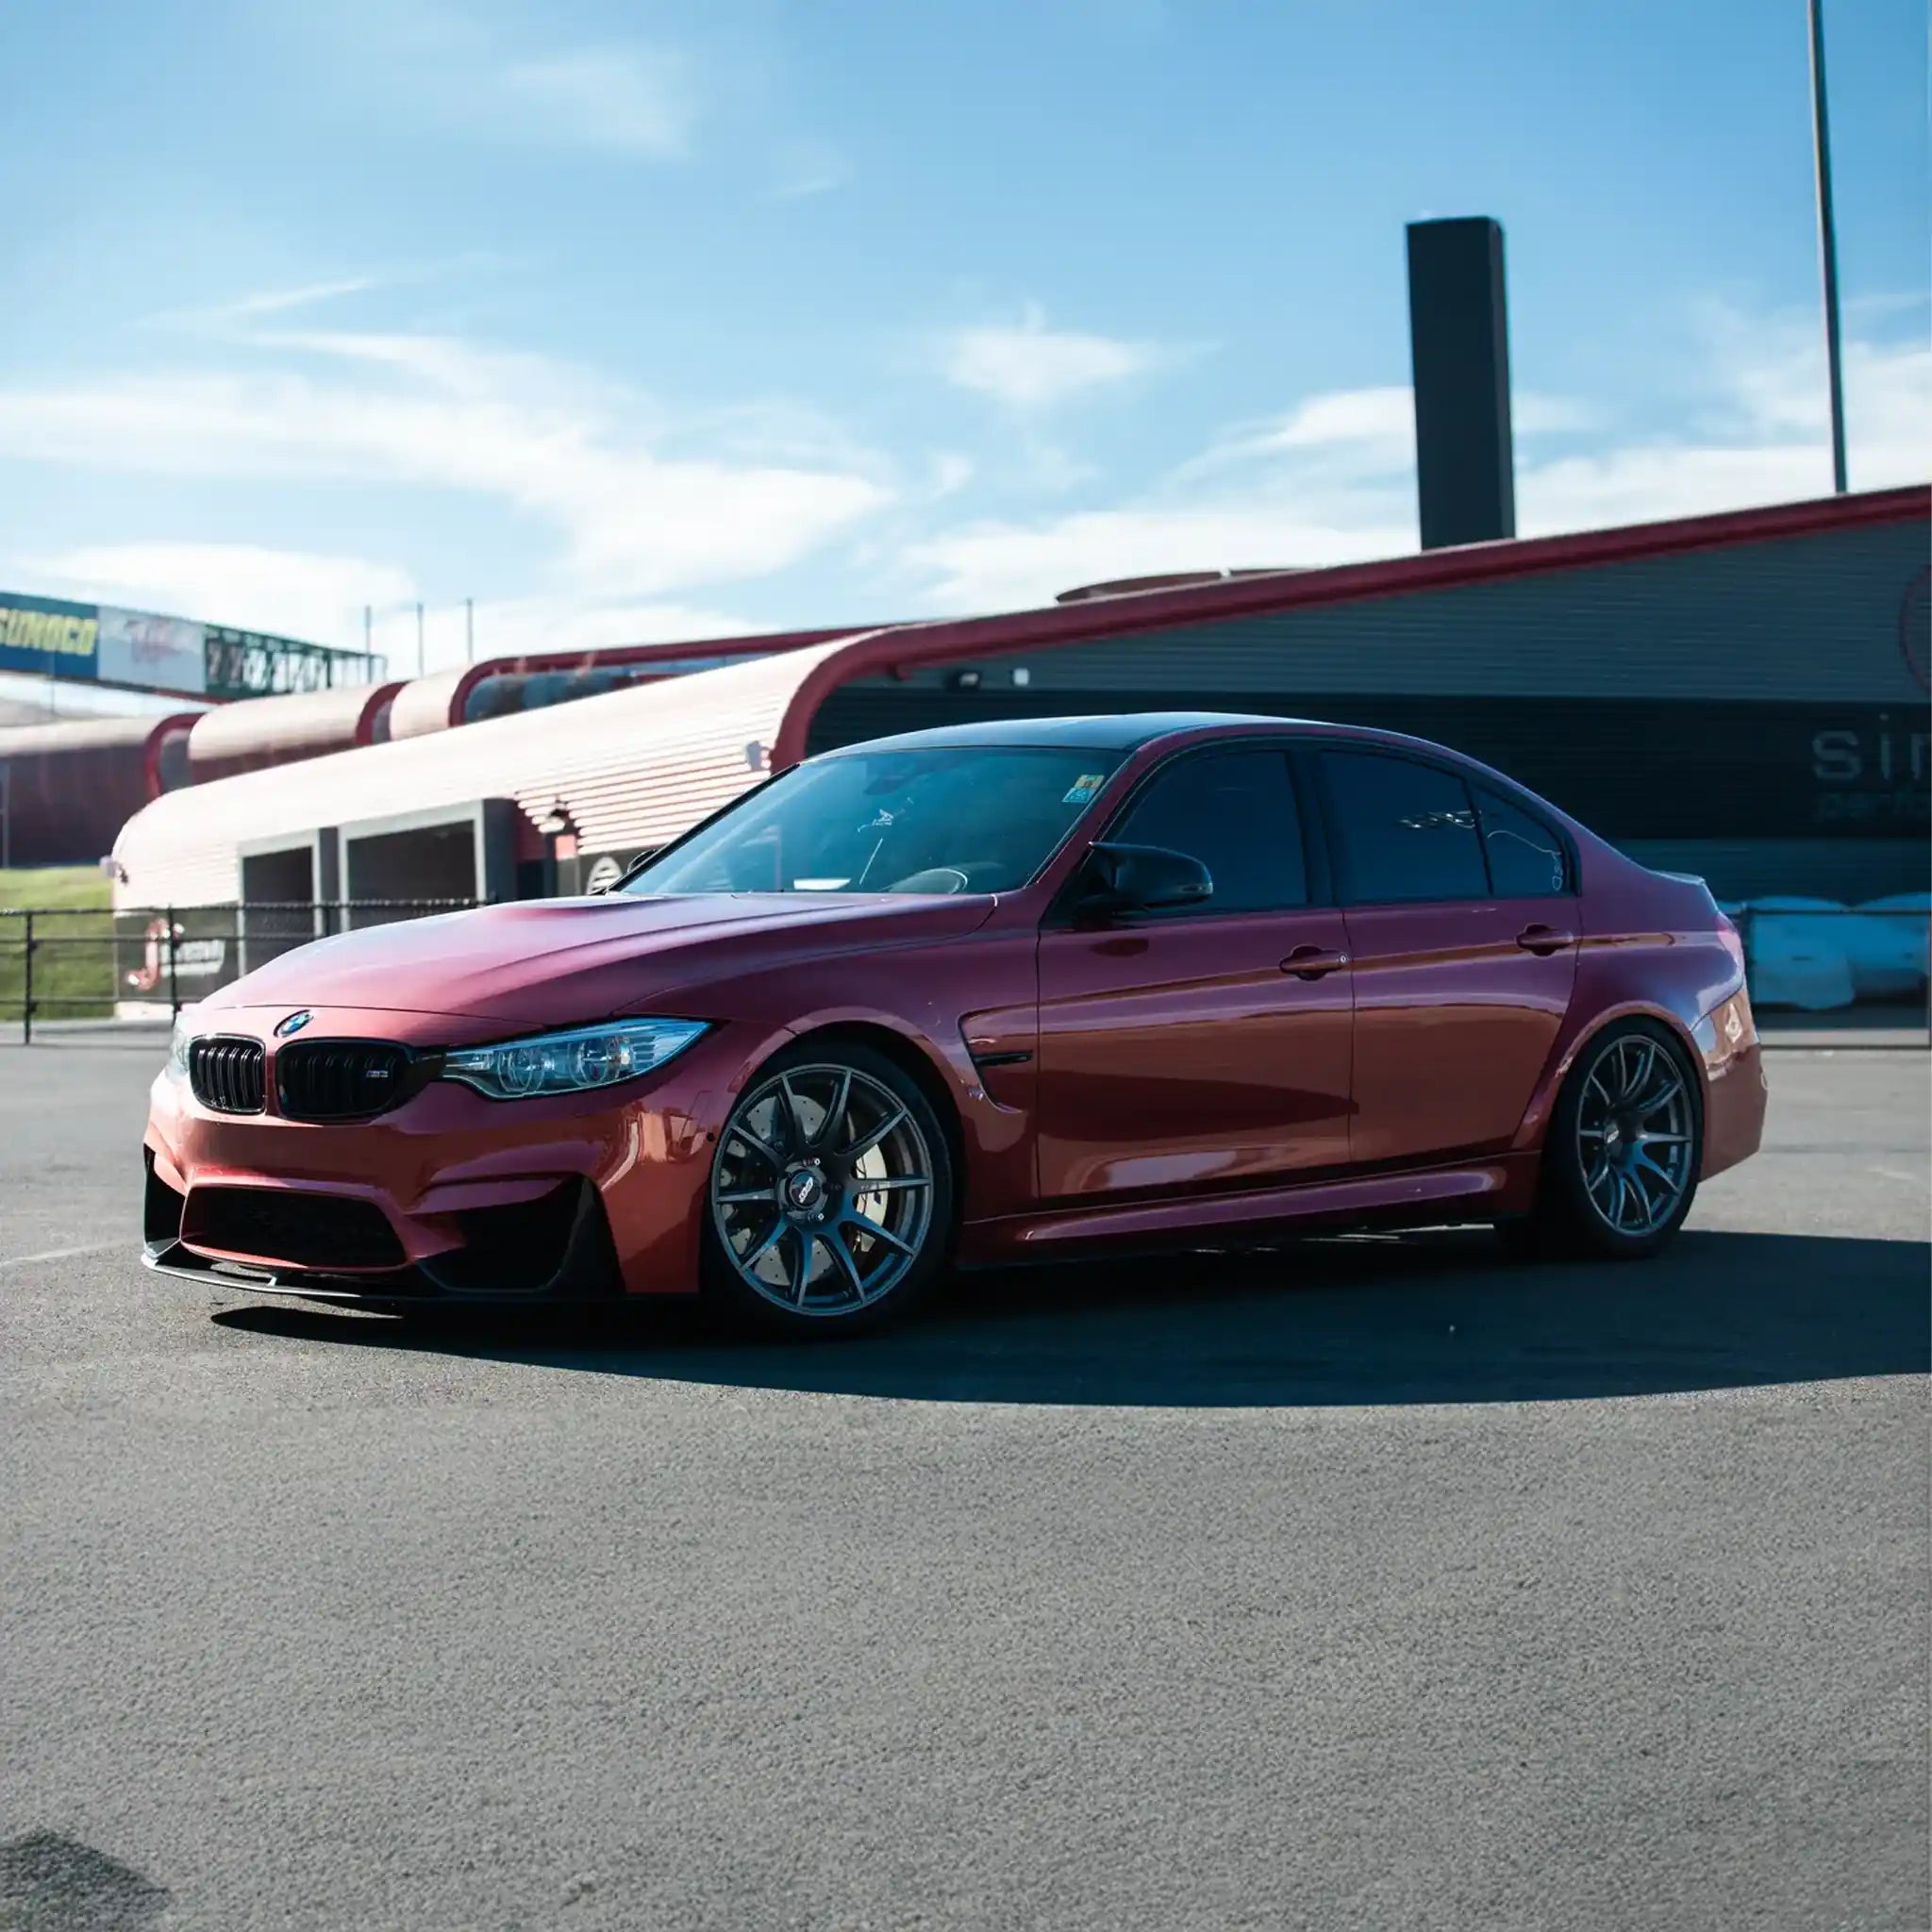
xmin=0 ymin=593 xmax=99 ymax=678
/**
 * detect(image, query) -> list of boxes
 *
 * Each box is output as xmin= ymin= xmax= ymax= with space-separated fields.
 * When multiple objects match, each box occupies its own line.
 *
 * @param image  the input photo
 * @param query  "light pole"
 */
xmin=1807 ymin=0 xmax=1848 ymax=494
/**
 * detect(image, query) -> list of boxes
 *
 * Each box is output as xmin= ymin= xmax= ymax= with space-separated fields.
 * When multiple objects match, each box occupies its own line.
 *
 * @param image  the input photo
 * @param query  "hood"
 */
xmin=204 ymin=892 xmax=998 ymax=1025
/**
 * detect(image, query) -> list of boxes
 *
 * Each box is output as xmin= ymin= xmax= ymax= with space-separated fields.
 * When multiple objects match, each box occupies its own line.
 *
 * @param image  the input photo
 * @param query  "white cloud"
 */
xmin=456 ymin=596 xmax=758 ymax=662
xmin=501 ymin=45 xmax=695 ymax=157
xmin=166 ymin=276 xmax=387 ymax=326
xmin=908 ymin=501 xmax=1411 ymax=614
xmin=773 ymin=140 xmax=854 ymax=200
xmin=313 ymin=2 xmax=699 ymax=159
xmin=940 ymin=305 xmax=1175 ymax=408
xmin=1520 ymin=312 xmax=1930 ymax=532
xmin=0 ymin=325 xmax=893 ymax=607
xmin=907 ymin=304 xmax=1929 ymax=614
xmin=15 ymin=541 xmax=760 ymax=672
xmin=23 ymin=542 xmax=416 ymax=650
xmin=927 ymin=452 xmax=975 ymax=498
xmin=1183 ymin=385 xmax=1596 ymax=484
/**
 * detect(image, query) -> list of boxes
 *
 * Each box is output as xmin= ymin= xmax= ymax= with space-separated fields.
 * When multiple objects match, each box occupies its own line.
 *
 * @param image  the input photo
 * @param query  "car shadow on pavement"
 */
xmin=209 ymin=1226 xmax=1931 ymax=1407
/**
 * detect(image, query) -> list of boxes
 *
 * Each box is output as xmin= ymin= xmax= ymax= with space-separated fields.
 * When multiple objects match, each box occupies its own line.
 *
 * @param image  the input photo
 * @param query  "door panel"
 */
xmin=1037 ymin=910 xmax=1354 ymax=1201
xmin=1344 ymin=899 xmax=1577 ymax=1163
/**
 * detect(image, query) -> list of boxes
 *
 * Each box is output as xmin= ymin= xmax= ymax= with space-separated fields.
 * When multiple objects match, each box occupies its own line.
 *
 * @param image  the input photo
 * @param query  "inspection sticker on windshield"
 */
xmin=1063 ymin=774 xmax=1106 ymax=805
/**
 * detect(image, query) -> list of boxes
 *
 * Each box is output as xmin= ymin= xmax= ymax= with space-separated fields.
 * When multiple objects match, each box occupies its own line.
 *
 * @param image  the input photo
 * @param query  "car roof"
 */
xmin=815 ymin=711 xmax=1310 ymax=756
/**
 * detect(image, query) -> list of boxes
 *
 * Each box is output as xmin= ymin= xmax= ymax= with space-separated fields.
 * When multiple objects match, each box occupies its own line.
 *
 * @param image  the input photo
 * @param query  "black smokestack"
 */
xmin=1406 ymin=216 xmax=1517 ymax=549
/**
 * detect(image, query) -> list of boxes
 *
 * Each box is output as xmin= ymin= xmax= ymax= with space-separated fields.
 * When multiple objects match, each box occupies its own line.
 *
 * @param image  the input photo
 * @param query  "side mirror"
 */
xmin=1078 ymin=841 xmax=1214 ymax=917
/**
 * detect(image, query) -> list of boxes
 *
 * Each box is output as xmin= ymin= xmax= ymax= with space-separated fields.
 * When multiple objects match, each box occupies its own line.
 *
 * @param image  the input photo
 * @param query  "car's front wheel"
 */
xmin=1504 ymin=1019 xmax=1703 ymax=1260
xmin=702 ymin=1042 xmax=954 ymax=1333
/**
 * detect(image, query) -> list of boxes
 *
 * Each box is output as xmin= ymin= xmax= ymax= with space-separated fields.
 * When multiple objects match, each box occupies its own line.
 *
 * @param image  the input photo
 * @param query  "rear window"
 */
xmin=1321 ymin=751 xmax=1489 ymax=905
xmin=1475 ymin=788 xmax=1571 ymax=897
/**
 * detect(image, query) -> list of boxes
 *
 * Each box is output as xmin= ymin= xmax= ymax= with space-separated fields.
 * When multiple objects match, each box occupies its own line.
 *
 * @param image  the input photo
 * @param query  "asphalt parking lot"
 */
xmin=0 ymin=1043 xmax=1925 ymax=1932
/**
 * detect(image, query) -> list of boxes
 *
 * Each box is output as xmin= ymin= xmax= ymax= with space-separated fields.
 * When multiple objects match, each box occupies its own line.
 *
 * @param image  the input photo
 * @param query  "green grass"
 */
xmin=0 ymin=866 xmax=117 ymax=1025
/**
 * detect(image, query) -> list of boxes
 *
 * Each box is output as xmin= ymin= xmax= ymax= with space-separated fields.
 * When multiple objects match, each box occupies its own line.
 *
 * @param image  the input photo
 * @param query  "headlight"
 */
xmin=166 ymin=1012 xmax=192 ymax=1080
xmin=438 ymin=1018 xmax=708 ymax=1100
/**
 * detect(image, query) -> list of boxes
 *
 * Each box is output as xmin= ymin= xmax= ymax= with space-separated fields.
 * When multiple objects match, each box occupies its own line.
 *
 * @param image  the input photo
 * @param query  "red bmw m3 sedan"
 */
xmin=142 ymin=714 xmax=1766 ymax=1332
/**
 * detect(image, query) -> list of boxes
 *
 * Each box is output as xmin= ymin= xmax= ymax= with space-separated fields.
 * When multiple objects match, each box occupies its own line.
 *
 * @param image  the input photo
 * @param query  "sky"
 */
xmin=0 ymin=0 xmax=1924 ymax=679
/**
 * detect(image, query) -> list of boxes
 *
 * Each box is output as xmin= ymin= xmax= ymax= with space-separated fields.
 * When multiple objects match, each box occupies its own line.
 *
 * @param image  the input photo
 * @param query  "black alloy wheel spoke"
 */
xmin=729 ymin=1123 xmax=785 ymax=1173
xmin=815 ymin=1069 xmax=853 ymax=1152
xmin=841 ymin=1104 xmax=908 ymax=1164
xmin=844 ymin=1209 xmax=915 ymax=1257
xmin=824 ymin=1224 xmax=866 ymax=1292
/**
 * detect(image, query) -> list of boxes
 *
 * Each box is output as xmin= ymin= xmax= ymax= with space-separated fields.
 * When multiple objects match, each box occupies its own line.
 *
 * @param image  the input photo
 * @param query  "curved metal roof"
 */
xmin=187 ymin=682 xmax=403 ymax=781
xmin=385 ymin=625 xmax=854 ymax=741
xmin=113 ymin=641 xmax=863 ymax=907
xmin=0 ymin=712 xmax=198 ymax=758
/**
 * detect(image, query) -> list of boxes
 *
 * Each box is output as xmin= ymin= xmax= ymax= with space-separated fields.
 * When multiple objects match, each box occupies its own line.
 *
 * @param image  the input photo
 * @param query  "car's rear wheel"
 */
xmin=702 ymin=1042 xmax=954 ymax=1333
xmin=1504 ymin=1019 xmax=1702 ymax=1260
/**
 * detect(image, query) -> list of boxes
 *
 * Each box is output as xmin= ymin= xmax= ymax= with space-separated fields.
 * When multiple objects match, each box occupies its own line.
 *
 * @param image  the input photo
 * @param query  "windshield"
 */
xmin=623 ymin=746 xmax=1124 ymax=896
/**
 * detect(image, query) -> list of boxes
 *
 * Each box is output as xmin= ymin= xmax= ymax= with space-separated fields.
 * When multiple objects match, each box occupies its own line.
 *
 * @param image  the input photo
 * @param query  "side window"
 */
xmin=1110 ymin=748 xmax=1307 ymax=914
xmin=1321 ymin=751 xmax=1489 ymax=905
xmin=1475 ymin=789 xmax=1571 ymax=897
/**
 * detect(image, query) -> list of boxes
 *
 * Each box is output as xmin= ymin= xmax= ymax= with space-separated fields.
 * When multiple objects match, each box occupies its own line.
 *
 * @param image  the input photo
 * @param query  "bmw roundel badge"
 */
xmin=275 ymin=1010 xmax=313 ymax=1039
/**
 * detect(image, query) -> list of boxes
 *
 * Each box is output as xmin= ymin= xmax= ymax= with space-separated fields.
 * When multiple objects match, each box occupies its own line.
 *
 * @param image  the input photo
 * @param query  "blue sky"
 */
xmin=0 ymin=0 xmax=1924 ymax=676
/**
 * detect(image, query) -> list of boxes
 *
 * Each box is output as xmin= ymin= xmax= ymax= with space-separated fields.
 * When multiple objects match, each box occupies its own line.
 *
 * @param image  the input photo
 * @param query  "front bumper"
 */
xmin=142 ymin=1007 xmax=761 ymax=1298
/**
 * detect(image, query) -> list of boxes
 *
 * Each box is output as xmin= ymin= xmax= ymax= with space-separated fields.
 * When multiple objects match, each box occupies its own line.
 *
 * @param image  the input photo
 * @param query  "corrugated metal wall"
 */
xmin=851 ymin=519 xmax=1928 ymax=702
xmin=808 ymin=516 xmax=1930 ymax=902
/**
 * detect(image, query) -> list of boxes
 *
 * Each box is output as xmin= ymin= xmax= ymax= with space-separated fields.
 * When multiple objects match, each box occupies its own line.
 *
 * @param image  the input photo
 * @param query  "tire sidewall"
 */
xmin=700 ymin=1039 xmax=956 ymax=1334
xmin=1546 ymin=1017 xmax=1703 ymax=1259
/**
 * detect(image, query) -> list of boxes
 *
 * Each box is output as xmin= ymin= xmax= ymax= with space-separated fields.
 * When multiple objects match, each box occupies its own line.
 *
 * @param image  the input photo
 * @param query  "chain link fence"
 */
xmin=1 ymin=896 xmax=1925 ymax=1046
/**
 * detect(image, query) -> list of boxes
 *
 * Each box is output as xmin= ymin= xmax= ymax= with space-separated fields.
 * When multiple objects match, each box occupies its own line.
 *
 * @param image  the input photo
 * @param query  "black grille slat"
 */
xmin=190 ymin=1037 xmax=265 ymax=1114
xmin=276 ymin=1040 xmax=413 ymax=1122
xmin=185 ymin=1186 xmax=404 ymax=1271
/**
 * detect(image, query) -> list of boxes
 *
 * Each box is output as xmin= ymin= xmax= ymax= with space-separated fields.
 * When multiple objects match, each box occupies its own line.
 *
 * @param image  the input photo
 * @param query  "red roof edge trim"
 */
xmin=142 ymin=713 xmax=203 ymax=798
xmin=441 ymin=625 xmax=860 ymax=731
xmin=770 ymin=484 xmax=1930 ymax=767
xmin=356 ymin=680 xmax=407 ymax=745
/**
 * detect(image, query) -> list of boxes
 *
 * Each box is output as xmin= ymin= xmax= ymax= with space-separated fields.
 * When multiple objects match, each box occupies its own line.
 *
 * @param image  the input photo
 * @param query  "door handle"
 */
xmin=1515 ymin=924 xmax=1575 ymax=956
xmin=1280 ymin=945 xmax=1349 ymax=979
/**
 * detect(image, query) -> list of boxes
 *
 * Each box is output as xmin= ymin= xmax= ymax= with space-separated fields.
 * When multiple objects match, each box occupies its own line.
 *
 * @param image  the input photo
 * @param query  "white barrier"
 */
xmin=1737 ymin=895 xmax=1931 ymax=1010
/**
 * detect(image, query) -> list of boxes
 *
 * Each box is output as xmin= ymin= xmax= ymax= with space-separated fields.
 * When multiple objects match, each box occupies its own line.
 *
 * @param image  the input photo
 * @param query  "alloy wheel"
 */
xmin=709 ymin=1062 xmax=937 ymax=1317
xmin=1575 ymin=1033 xmax=1694 ymax=1237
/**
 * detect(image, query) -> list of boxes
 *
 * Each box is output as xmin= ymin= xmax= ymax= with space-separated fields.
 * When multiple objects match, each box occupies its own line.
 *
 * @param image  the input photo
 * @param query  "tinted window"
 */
xmin=625 ymin=746 xmax=1124 ymax=896
xmin=1322 ymin=751 xmax=1489 ymax=904
xmin=1110 ymin=748 xmax=1307 ymax=913
xmin=1476 ymin=789 xmax=1571 ymax=897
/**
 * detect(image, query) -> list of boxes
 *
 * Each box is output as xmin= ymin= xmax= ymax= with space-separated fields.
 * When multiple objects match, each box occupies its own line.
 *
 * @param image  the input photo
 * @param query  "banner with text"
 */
xmin=0 ymin=593 xmax=99 ymax=679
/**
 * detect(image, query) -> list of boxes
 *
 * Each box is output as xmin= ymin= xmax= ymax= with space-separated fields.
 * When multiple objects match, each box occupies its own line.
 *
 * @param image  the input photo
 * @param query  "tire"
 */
xmin=1503 ymin=1018 xmax=1703 ymax=1261
xmin=700 ymin=1040 xmax=956 ymax=1335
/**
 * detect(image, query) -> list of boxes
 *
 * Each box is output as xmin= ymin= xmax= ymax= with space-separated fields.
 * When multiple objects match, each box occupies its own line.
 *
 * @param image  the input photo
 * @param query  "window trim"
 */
xmin=1308 ymin=743 xmax=1576 ymax=909
xmin=1043 ymin=739 xmax=1324 ymax=928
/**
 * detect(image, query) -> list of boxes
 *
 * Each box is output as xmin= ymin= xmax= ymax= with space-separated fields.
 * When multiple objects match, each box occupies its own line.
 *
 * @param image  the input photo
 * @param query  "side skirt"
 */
xmin=957 ymin=1154 xmax=1541 ymax=1267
